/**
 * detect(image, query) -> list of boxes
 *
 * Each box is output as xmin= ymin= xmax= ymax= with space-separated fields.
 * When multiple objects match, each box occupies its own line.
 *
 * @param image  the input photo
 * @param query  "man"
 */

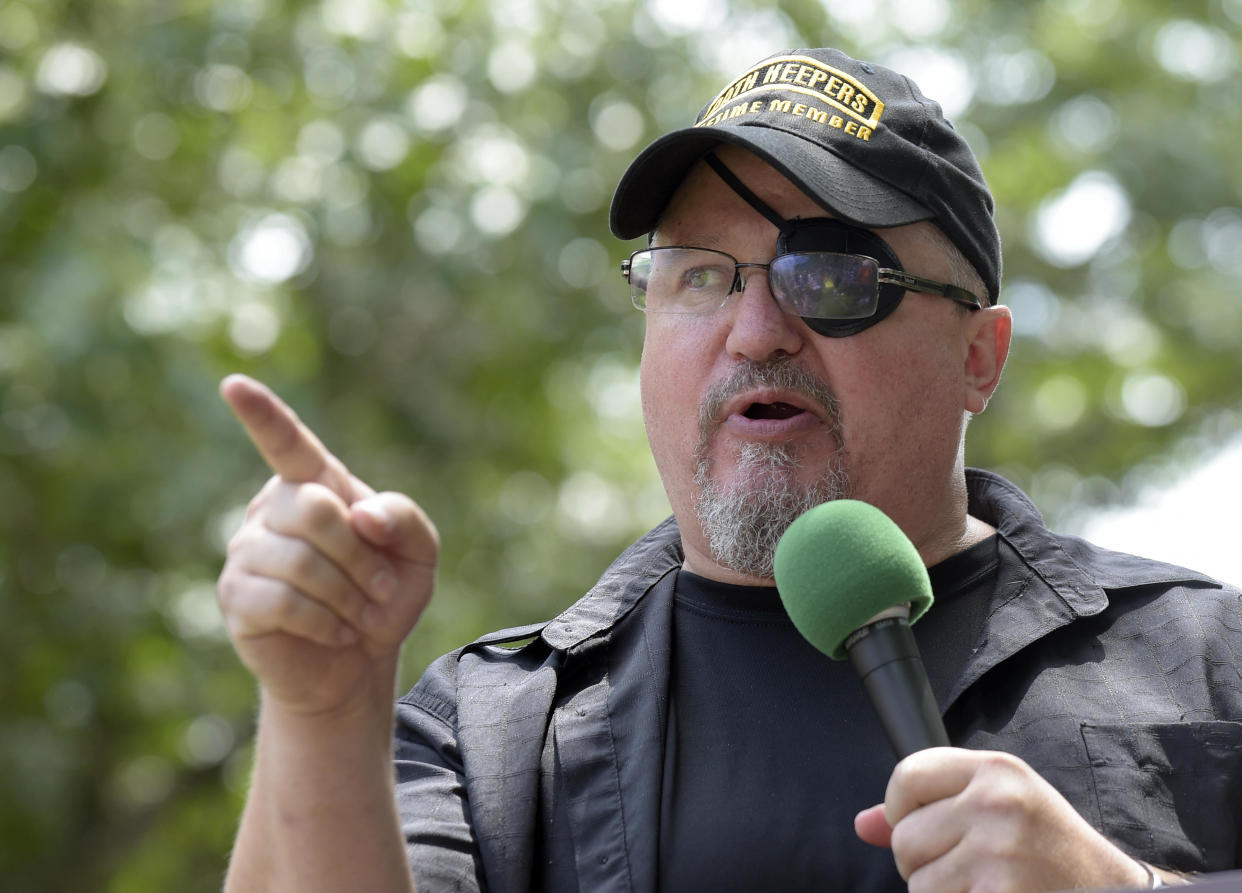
xmin=218 ymin=48 xmax=1241 ymax=891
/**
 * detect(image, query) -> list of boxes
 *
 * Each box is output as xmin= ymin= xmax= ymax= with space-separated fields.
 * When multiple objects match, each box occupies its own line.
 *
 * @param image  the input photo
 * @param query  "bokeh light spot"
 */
xmin=1119 ymin=372 xmax=1186 ymax=427
xmin=395 ymin=10 xmax=446 ymax=58
xmin=298 ymin=119 xmax=347 ymax=163
xmin=1032 ymin=171 xmax=1131 ymax=267
xmin=978 ymin=48 xmax=1055 ymax=106
xmin=1033 ymin=375 xmax=1088 ymax=431
xmin=0 ymin=144 xmax=37 ymax=192
xmin=356 ymin=116 xmax=411 ymax=171
xmin=1201 ymin=208 xmax=1242 ymax=276
xmin=647 ymin=0 xmax=726 ymax=34
xmin=321 ymin=0 xmax=388 ymax=39
xmin=195 ymin=64 xmax=253 ymax=112
xmin=228 ymin=213 xmax=314 ymax=284
xmin=557 ymin=237 xmax=609 ymax=289
xmin=471 ymin=186 xmax=525 ymax=236
xmin=1153 ymin=20 xmax=1236 ymax=82
xmin=497 ymin=470 xmax=554 ymax=526
xmin=407 ymin=76 xmax=468 ymax=132
xmin=414 ymin=205 xmax=464 ymax=255
xmin=891 ymin=0 xmax=950 ymax=39
xmin=181 ymin=714 xmax=236 ymax=767
xmin=36 ymin=42 xmax=107 ymax=96
xmin=1050 ymin=94 xmax=1119 ymax=155
xmin=132 ymin=113 xmax=180 ymax=161
xmin=488 ymin=41 xmax=537 ymax=93
xmin=591 ymin=99 xmax=645 ymax=151
xmin=0 ymin=66 xmax=28 ymax=121
xmin=230 ymin=301 xmax=282 ymax=355
xmin=557 ymin=470 xmax=629 ymax=542
xmin=880 ymin=46 xmax=973 ymax=118
xmin=112 ymin=756 xmax=174 ymax=809
xmin=0 ymin=3 xmax=38 ymax=50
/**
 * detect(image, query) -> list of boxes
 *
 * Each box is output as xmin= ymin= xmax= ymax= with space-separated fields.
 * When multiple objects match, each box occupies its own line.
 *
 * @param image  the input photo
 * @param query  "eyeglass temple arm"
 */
xmin=879 ymin=270 xmax=982 ymax=310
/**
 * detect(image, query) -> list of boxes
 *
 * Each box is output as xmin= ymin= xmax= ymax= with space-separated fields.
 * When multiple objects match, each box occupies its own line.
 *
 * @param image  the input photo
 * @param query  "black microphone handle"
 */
xmin=844 ymin=616 xmax=949 ymax=761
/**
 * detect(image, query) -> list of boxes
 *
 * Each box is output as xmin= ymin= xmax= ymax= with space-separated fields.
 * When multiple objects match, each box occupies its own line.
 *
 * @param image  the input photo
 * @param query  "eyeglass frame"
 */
xmin=621 ymin=242 xmax=982 ymax=338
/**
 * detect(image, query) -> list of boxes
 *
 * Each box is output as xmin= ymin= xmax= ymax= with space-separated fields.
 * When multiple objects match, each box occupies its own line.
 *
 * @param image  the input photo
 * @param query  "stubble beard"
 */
xmin=692 ymin=358 xmax=851 ymax=580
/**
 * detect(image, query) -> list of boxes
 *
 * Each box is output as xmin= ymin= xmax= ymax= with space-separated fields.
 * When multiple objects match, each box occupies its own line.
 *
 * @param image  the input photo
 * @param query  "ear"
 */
xmin=962 ymin=305 xmax=1012 ymax=414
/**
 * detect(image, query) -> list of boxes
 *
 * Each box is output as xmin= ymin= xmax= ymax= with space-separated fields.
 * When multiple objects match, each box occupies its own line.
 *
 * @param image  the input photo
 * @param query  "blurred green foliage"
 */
xmin=1 ymin=0 xmax=1240 ymax=888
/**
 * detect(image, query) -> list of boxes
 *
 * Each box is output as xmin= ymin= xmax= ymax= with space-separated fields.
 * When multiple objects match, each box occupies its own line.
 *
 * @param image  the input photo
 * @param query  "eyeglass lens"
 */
xmin=629 ymin=248 xmax=881 ymax=320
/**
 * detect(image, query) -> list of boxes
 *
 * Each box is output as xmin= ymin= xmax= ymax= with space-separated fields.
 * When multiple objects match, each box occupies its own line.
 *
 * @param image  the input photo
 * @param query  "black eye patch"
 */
xmin=776 ymin=218 xmax=909 ymax=338
xmin=699 ymin=154 xmax=919 ymax=338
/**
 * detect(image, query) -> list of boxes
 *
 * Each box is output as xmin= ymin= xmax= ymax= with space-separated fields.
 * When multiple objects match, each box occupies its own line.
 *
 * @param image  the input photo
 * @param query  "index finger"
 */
xmin=221 ymin=374 xmax=357 ymax=498
xmin=884 ymin=747 xmax=978 ymax=827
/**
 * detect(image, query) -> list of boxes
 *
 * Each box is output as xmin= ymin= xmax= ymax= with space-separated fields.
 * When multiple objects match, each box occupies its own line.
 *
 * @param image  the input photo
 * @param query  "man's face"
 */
xmin=639 ymin=145 xmax=997 ymax=584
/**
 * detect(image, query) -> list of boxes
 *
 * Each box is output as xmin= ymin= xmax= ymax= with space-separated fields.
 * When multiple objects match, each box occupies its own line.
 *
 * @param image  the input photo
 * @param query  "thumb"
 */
xmin=350 ymin=491 xmax=440 ymax=566
xmin=854 ymin=803 xmax=894 ymax=848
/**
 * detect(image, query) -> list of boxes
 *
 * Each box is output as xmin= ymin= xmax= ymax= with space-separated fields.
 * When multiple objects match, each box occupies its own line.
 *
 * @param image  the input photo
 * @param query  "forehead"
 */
xmin=653 ymin=145 xmax=947 ymax=278
xmin=654 ymin=146 xmax=824 ymax=244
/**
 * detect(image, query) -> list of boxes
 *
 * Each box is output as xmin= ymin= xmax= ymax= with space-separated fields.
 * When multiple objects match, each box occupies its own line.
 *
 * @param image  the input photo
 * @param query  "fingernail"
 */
xmin=371 ymin=569 xmax=396 ymax=602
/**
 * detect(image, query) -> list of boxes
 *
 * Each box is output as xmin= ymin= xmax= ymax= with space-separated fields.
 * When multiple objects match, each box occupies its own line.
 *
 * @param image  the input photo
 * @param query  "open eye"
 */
xmin=682 ymin=264 xmax=731 ymax=291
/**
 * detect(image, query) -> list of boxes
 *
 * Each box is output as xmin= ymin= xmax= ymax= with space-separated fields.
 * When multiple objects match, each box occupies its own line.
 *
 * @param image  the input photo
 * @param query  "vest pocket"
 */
xmin=1080 ymin=720 xmax=1242 ymax=873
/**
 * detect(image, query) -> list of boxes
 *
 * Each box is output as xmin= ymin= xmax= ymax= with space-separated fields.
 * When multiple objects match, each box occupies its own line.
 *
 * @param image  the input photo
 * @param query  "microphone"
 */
xmin=773 ymin=500 xmax=949 ymax=761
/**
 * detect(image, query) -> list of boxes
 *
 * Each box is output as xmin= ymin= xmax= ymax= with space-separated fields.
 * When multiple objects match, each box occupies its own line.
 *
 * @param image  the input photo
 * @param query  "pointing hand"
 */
xmin=216 ymin=374 xmax=439 ymax=715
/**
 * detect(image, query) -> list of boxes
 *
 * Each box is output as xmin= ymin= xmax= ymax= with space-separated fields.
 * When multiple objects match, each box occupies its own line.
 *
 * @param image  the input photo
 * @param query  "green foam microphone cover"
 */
xmin=774 ymin=500 xmax=933 ymax=660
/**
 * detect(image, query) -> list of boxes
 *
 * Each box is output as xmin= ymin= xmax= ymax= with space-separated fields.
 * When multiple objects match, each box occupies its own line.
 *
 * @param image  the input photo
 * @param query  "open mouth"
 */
xmin=743 ymin=401 xmax=805 ymax=420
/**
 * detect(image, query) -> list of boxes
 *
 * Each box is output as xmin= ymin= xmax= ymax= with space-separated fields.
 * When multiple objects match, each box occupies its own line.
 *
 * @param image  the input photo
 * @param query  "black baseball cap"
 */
xmin=609 ymin=48 xmax=1001 ymax=303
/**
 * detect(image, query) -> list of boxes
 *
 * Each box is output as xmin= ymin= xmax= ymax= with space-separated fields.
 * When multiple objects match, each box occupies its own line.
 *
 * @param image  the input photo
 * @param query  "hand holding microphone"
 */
xmin=774 ymin=500 xmax=1157 ymax=891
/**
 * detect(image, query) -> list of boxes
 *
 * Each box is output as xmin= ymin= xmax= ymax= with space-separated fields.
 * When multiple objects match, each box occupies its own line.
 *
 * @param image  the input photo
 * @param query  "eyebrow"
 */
xmin=650 ymin=226 xmax=743 ymax=252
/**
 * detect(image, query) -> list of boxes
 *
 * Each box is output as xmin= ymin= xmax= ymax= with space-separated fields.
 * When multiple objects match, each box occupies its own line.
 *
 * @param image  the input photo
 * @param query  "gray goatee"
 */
xmin=693 ymin=358 xmax=850 ymax=579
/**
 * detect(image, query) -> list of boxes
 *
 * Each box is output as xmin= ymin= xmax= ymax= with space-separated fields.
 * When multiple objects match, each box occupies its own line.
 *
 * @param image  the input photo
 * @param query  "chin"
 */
xmin=690 ymin=442 xmax=853 ymax=579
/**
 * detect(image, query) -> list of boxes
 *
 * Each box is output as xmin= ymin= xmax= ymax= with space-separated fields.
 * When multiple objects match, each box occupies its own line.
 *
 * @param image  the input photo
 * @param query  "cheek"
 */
xmin=639 ymin=318 xmax=719 ymax=427
xmin=830 ymin=335 xmax=965 ymax=466
xmin=640 ymin=327 xmax=699 ymax=456
xmin=639 ymin=330 xmax=712 ymax=515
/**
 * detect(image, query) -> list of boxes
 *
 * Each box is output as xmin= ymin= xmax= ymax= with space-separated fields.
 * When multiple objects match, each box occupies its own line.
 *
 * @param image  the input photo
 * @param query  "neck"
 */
xmin=904 ymin=464 xmax=993 ymax=566
xmin=914 ymin=512 xmax=996 ymax=567
xmin=681 ymin=539 xmax=777 ymax=586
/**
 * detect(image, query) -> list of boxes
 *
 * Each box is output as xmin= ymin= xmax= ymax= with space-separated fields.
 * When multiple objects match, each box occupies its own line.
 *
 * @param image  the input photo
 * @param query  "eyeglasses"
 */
xmin=622 ymin=246 xmax=981 ymax=337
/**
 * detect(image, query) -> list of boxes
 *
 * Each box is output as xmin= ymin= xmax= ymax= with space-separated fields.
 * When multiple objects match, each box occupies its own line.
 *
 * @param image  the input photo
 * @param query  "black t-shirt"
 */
xmin=657 ymin=534 xmax=1003 ymax=891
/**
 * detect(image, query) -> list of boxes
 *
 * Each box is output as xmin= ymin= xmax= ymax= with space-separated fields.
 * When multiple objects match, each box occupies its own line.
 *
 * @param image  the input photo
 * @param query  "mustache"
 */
xmin=697 ymin=357 xmax=843 ymax=438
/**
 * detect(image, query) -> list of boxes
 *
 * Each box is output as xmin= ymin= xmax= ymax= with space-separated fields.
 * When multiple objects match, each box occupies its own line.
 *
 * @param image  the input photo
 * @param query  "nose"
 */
xmin=723 ymin=265 xmax=805 ymax=362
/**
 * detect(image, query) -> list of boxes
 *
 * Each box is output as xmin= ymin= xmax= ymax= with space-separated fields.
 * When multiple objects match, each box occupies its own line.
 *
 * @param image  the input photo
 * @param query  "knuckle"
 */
xmin=266 ymin=586 xmax=300 ymax=623
xmin=905 ymin=873 xmax=931 ymax=893
xmin=216 ymin=571 xmax=238 ymax=609
xmin=986 ymin=833 xmax=1024 ymax=864
xmin=983 ymin=749 xmax=1021 ymax=769
xmin=217 ymin=561 xmax=257 ymax=605
xmin=284 ymin=482 xmax=344 ymax=534
xmin=286 ymin=540 xmax=322 ymax=582
xmin=226 ymin=520 xmax=262 ymax=555
xmin=245 ymin=475 xmax=281 ymax=516
xmin=967 ymin=784 xmax=1018 ymax=819
xmin=974 ymin=875 xmax=1018 ymax=893
xmin=888 ymin=820 xmax=914 ymax=856
xmin=217 ymin=571 xmax=273 ymax=636
xmin=381 ymin=491 xmax=438 ymax=536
